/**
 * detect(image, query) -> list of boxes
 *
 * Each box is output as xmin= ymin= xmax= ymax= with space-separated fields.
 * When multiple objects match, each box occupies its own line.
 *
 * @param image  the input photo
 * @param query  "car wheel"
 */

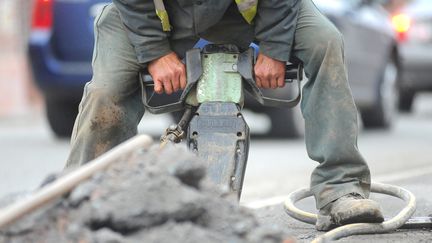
xmin=265 ymin=106 xmax=305 ymax=139
xmin=398 ymin=89 xmax=415 ymax=112
xmin=45 ymin=98 xmax=80 ymax=138
xmin=361 ymin=58 xmax=399 ymax=129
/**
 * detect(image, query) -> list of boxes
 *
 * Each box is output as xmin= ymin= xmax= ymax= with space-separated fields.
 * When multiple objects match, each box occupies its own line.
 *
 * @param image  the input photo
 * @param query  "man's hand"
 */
xmin=148 ymin=52 xmax=186 ymax=94
xmin=254 ymin=53 xmax=286 ymax=89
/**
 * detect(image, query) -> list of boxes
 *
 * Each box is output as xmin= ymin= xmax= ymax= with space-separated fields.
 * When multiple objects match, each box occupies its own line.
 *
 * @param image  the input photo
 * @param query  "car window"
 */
xmin=411 ymin=0 xmax=432 ymax=7
xmin=345 ymin=0 xmax=363 ymax=7
xmin=415 ymin=0 xmax=432 ymax=5
xmin=371 ymin=0 xmax=390 ymax=5
xmin=406 ymin=0 xmax=432 ymax=15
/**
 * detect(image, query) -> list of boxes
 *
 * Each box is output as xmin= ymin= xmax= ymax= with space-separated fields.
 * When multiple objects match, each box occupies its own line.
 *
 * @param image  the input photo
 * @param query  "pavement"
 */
xmin=1 ymin=105 xmax=431 ymax=242
xmin=1 ymin=90 xmax=431 ymax=243
xmin=251 ymin=172 xmax=432 ymax=243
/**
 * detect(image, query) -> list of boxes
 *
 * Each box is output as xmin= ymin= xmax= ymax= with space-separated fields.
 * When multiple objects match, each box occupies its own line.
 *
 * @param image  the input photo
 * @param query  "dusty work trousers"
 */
xmin=66 ymin=0 xmax=371 ymax=209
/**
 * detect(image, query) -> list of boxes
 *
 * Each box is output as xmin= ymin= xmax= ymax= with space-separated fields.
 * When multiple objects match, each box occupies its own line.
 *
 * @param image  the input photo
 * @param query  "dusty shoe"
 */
xmin=316 ymin=193 xmax=384 ymax=231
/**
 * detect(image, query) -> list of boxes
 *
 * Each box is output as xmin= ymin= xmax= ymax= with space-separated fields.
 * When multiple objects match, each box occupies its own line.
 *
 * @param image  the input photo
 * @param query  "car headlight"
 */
xmin=392 ymin=13 xmax=411 ymax=42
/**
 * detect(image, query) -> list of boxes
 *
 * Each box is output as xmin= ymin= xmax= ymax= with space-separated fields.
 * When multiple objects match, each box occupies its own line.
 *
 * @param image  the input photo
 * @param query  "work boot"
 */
xmin=316 ymin=193 xmax=384 ymax=231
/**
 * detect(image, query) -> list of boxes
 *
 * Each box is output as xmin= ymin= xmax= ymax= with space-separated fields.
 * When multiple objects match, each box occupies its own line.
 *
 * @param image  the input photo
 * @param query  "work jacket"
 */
xmin=112 ymin=0 xmax=300 ymax=64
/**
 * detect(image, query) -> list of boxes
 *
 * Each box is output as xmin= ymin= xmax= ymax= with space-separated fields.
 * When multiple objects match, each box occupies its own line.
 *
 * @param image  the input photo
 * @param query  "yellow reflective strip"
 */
xmin=235 ymin=0 xmax=257 ymax=24
xmin=153 ymin=0 xmax=171 ymax=31
xmin=240 ymin=5 xmax=257 ymax=24
xmin=155 ymin=9 xmax=171 ymax=31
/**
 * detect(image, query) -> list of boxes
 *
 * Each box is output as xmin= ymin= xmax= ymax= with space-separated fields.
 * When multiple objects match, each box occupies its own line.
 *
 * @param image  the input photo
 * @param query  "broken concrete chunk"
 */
xmin=0 ymin=145 xmax=290 ymax=243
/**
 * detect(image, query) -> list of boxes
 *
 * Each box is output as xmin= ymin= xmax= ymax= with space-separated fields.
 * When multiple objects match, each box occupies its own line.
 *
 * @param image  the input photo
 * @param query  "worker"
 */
xmin=65 ymin=0 xmax=384 ymax=230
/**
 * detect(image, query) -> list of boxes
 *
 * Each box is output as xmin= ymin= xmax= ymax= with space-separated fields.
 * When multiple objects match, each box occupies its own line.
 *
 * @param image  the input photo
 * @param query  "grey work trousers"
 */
xmin=66 ymin=0 xmax=371 ymax=209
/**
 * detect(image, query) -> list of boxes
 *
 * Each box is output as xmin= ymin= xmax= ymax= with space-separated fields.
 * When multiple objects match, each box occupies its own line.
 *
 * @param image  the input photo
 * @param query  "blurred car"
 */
xmin=29 ymin=0 xmax=109 ymax=137
xmin=314 ymin=0 xmax=400 ymax=129
xmin=29 ymin=0 xmax=399 ymax=138
xmin=391 ymin=0 xmax=432 ymax=112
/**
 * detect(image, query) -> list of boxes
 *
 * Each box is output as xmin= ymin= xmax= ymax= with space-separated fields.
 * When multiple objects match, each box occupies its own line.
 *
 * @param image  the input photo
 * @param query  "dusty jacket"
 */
xmin=112 ymin=0 xmax=300 ymax=64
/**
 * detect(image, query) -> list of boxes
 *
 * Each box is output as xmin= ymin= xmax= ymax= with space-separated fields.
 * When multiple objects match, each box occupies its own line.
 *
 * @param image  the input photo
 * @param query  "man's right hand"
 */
xmin=148 ymin=52 xmax=186 ymax=95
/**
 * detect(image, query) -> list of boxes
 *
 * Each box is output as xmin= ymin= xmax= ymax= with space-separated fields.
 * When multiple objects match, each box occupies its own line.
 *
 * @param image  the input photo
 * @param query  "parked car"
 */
xmin=29 ymin=0 xmax=109 ymax=137
xmin=29 ymin=0 xmax=399 ymax=138
xmin=391 ymin=0 xmax=432 ymax=112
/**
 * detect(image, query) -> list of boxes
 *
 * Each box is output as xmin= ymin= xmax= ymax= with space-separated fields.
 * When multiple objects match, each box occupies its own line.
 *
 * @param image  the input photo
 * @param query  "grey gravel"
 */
xmin=0 ymin=145 xmax=293 ymax=243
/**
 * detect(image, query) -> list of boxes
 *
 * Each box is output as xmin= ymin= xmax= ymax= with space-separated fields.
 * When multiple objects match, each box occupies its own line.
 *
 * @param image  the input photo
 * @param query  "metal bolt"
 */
xmin=232 ymin=64 xmax=238 ymax=71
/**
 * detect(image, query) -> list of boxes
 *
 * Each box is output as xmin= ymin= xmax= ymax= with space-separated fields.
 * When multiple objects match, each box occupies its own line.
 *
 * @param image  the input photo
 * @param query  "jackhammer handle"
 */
xmin=285 ymin=63 xmax=303 ymax=81
xmin=237 ymin=48 xmax=303 ymax=108
xmin=141 ymin=47 xmax=304 ymax=113
xmin=141 ymin=63 xmax=300 ymax=85
xmin=140 ymin=48 xmax=202 ymax=114
xmin=140 ymin=72 xmax=187 ymax=114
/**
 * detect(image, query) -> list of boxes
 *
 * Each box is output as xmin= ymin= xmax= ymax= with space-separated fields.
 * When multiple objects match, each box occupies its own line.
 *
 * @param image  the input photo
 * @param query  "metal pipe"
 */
xmin=284 ymin=182 xmax=416 ymax=242
xmin=0 ymin=135 xmax=153 ymax=228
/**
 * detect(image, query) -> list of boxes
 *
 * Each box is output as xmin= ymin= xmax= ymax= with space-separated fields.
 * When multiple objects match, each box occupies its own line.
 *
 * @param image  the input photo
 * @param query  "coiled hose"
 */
xmin=284 ymin=182 xmax=416 ymax=242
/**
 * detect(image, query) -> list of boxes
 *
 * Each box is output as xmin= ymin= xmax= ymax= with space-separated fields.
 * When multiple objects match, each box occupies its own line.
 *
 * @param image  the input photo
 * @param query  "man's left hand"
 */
xmin=254 ymin=53 xmax=286 ymax=89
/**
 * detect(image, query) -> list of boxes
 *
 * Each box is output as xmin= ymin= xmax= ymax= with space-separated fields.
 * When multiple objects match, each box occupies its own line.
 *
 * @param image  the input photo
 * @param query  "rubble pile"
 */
xmin=0 ymin=145 xmax=292 ymax=243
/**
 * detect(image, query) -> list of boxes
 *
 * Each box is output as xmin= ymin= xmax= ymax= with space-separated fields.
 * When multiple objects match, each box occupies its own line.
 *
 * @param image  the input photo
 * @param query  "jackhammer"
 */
xmin=140 ymin=43 xmax=431 ymax=241
xmin=140 ymin=44 xmax=302 ymax=198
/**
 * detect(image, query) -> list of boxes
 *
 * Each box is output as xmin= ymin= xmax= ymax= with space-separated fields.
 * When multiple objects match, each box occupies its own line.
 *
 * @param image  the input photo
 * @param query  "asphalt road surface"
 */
xmin=0 ymin=94 xmax=431 ymax=242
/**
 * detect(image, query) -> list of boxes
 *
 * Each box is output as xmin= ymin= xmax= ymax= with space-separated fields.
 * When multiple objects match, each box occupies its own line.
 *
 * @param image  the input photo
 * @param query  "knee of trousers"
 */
xmin=81 ymin=83 xmax=140 ymax=132
xmin=307 ymin=26 xmax=344 ymax=63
